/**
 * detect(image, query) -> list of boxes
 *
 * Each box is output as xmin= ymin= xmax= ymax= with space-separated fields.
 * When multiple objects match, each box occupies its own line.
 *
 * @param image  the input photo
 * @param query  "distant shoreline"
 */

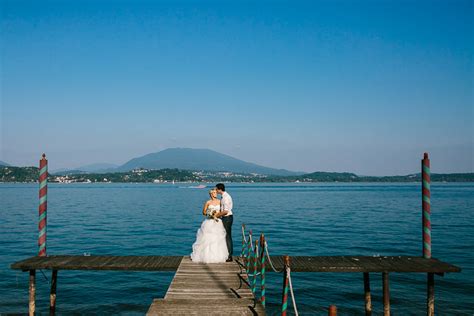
xmin=1 ymin=180 xmax=474 ymax=185
xmin=1 ymin=166 xmax=473 ymax=183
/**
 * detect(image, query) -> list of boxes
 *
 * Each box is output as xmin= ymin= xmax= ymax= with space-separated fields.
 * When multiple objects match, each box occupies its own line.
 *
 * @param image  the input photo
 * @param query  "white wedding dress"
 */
xmin=190 ymin=204 xmax=229 ymax=263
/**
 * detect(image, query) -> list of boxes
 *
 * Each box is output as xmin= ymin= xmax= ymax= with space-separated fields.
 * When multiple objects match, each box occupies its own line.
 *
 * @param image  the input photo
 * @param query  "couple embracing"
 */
xmin=190 ymin=183 xmax=234 ymax=263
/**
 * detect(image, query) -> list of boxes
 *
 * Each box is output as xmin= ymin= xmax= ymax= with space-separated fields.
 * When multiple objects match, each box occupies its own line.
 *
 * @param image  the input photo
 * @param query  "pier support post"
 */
xmin=49 ymin=270 xmax=58 ymax=315
xmin=29 ymin=270 xmax=36 ymax=316
xmin=427 ymin=273 xmax=434 ymax=316
xmin=382 ymin=272 xmax=390 ymax=316
xmin=363 ymin=272 xmax=372 ymax=316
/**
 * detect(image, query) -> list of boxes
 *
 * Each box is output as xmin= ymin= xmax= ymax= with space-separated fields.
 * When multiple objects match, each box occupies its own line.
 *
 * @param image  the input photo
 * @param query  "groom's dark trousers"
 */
xmin=221 ymin=215 xmax=233 ymax=258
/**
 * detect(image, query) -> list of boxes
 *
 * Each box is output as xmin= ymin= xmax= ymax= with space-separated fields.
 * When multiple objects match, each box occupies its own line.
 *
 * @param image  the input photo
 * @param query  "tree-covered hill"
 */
xmin=1 ymin=166 xmax=473 ymax=183
xmin=0 ymin=166 xmax=38 ymax=182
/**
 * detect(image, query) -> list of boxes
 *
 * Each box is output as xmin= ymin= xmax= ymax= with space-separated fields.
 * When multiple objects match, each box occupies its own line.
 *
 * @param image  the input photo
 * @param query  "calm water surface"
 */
xmin=1 ymin=183 xmax=473 ymax=315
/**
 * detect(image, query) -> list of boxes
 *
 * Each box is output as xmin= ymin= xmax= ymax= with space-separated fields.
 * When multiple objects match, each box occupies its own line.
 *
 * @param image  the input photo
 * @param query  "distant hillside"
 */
xmin=1 ymin=166 xmax=38 ymax=182
xmin=52 ymin=163 xmax=118 ymax=174
xmin=1 ymin=165 xmax=473 ymax=183
xmin=117 ymin=148 xmax=301 ymax=176
xmin=300 ymin=171 xmax=359 ymax=181
xmin=0 ymin=160 xmax=11 ymax=166
xmin=76 ymin=163 xmax=119 ymax=172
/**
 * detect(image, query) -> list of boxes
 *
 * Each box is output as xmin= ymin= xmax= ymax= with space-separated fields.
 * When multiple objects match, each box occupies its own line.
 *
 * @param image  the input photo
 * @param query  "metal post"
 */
xmin=260 ymin=233 xmax=266 ymax=308
xmin=38 ymin=154 xmax=48 ymax=256
xmin=328 ymin=305 xmax=337 ymax=316
xmin=281 ymin=255 xmax=290 ymax=316
xmin=427 ymin=273 xmax=435 ymax=316
xmin=422 ymin=153 xmax=431 ymax=259
xmin=49 ymin=270 xmax=58 ymax=315
xmin=382 ymin=272 xmax=390 ymax=316
xmin=364 ymin=272 xmax=372 ymax=316
xmin=29 ymin=270 xmax=36 ymax=316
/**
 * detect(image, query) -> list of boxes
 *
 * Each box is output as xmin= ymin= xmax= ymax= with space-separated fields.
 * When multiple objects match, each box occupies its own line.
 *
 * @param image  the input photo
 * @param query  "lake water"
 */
xmin=1 ymin=183 xmax=473 ymax=315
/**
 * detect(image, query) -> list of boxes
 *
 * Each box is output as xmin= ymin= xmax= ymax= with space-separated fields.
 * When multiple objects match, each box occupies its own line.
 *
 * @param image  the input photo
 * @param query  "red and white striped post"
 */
xmin=422 ymin=153 xmax=435 ymax=316
xmin=281 ymin=255 xmax=290 ymax=316
xmin=422 ymin=152 xmax=431 ymax=259
xmin=38 ymin=154 xmax=48 ymax=256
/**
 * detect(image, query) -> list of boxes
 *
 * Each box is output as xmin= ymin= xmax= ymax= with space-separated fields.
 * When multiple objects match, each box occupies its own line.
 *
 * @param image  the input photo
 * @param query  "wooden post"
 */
xmin=29 ymin=270 xmax=36 ymax=316
xmin=427 ymin=273 xmax=434 ymax=316
xmin=247 ymin=230 xmax=252 ymax=274
xmin=422 ymin=153 xmax=431 ymax=258
xmin=38 ymin=154 xmax=48 ymax=256
xmin=363 ymin=272 xmax=372 ymax=316
xmin=281 ymin=255 xmax=290 ymax=316
xmin=241 ymin=224 xmax=246 ymax=259
xmin=382 ymin=272 xmax=390 ymax=316
xmin=252 ymin=240 xmax=258 ymax=294
xmin=328 ymin=305 xmax=337 ymax=316
xmin=260 ymin=233 xmax=266 ymax=307
xmin=50 ymin=270 xmax=58 ymax=315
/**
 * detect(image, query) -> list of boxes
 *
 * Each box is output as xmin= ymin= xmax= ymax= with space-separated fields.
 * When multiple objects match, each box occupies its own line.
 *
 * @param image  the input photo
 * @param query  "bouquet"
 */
xmin=206 ymin=209 xmax=219 ymax=222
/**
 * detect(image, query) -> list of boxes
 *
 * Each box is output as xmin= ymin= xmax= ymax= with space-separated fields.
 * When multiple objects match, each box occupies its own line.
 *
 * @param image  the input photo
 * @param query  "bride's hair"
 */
xmin=209 ymin=189 xmax=216 ymax=195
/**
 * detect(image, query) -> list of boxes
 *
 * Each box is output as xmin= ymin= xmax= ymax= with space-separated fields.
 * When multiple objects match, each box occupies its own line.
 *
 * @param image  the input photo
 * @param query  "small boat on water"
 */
xmin=179 ymin=184 xmax=207 ymax=189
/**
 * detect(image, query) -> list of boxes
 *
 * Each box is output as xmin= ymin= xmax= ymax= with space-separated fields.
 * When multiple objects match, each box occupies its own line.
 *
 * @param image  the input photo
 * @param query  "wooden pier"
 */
xmin=11 ymin=254 xmax=460 ymax=315
xmin=147 ymin=256 xmax=265 ymax=315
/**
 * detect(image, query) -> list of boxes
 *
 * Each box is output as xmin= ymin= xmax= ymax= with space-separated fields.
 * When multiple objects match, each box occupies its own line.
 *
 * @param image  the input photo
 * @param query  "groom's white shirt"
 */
xmin=221 ymin=191 xmax=233 ymax=216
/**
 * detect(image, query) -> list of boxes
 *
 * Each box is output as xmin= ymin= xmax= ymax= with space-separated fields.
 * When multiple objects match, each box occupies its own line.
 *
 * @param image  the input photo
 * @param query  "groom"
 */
xmin=215 ymin=183 xmax=233 ymax=262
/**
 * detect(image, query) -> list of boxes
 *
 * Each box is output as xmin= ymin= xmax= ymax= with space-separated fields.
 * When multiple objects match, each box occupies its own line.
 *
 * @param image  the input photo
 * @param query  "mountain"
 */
xmin=0 ymin=160 xmax=11 ymax=166
xmin=52 ymin=163 xmax=119 ymax=174
xmin=75 ymin=163 xmax=119 ymax=172
xmin=117 ymin=148 xmax=302 ymax=176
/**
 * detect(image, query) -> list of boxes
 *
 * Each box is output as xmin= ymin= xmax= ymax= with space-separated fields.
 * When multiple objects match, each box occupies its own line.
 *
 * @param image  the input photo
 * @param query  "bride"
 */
xmin=190 ymin=188 xmax=229 ymax=263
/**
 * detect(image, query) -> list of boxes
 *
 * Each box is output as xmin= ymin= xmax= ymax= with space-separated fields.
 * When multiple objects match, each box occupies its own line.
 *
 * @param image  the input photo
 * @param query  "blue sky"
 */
xmin=1 ymin=0 xmax=472 ymax=175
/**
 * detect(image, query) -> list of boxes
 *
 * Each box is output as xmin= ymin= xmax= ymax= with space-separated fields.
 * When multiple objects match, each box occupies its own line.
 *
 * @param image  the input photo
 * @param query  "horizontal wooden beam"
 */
xmin=11 ymin=255 xmax=461 ymax=274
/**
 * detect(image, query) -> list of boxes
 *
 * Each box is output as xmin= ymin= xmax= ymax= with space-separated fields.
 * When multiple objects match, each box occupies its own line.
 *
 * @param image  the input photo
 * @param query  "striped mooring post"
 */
xmin=252 ymin=240 xmax=258 ymax=294
xmin=422 ymin=153 xmax=431 ymax=259
xmin=281 ymin=255 xmax=290 ymax=316
xmin=38 ymin=154 xmax=48 ymax=257
xmin=423 ymin=153 xmax=436 ymax=316
xmin=241 ymin=224 xmax=246 ymax=259
xmin=260 ymin=233 xmax=266 ymax=308
xmin=247 ymin=230 xmax=252 ymax=274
